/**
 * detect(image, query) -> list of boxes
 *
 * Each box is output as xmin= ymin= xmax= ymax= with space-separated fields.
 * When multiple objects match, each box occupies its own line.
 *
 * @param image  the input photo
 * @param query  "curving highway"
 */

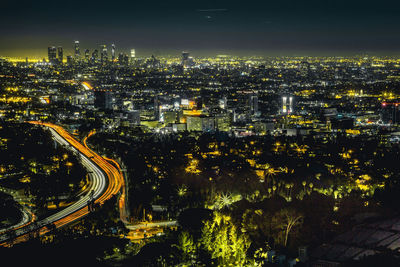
xmin=0 ymin=121 xmax=123 ymax=246
xmin=83 ymin=130 xmax=129 ymax=224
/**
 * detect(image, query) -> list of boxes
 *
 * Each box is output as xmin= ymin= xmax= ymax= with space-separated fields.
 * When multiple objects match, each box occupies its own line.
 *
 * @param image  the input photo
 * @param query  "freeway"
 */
xmin=0 ymin=121 xmax=124 ymax=246
xmin=82 ymin=130 xmax=129 ymax=224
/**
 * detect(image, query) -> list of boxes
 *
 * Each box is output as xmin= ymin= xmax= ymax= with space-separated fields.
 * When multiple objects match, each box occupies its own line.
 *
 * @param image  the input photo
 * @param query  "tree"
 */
xmin=272 ymin=208 xmax=303 ymax=247
xmin=177 ymin=231 xmax=197 ymax=262
xmin=200 ymin=212 xmax=251 ymax=266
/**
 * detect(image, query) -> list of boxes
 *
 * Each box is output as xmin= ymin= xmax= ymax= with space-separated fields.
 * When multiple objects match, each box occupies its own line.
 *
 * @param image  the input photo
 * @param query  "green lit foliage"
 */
xmin=253 ymin=242 xmax=272 ymax=266
xmin=200 ymin=212 xmax=251 ymax=266
xmin=177 ymin=231 xmax=197 ymax=262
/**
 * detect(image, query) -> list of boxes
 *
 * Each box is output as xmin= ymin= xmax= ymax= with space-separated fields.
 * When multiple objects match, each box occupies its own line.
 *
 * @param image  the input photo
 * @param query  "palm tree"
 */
xmin=272 ymin=208 xmax=303 ymax=247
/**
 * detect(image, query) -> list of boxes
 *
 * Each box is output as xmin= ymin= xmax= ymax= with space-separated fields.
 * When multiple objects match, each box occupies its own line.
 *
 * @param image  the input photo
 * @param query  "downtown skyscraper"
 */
xmin=74 ymin=41 xmax=80 ymax=59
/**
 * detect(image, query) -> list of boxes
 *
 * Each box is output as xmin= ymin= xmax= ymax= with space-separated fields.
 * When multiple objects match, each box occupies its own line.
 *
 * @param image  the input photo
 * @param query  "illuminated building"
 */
xmin=128 ymin=111 xmax=141 ymax=125
xmin=181 ymin=99 xmax=196 ymax=109
xmin=154 ymin=96 xmax=160 ymax=121
xmin=186 ymin=116 xmax=215 ymax=132
xmin=91 ymin=49 xmax=99 ymax=62
xmin=381 ymin=102 xmax=400 ymax=124
xmin=57 ymin=46 xmax=63 ymax=64
xmin=182 ymin=51 xmax=189 ymax=67
xmin=219 ymin=97 xmax=227 ymax=109
xmin=201 ymin=117 xmax=215 ymax=132
xmin=249 ymin=94 xmax=258 ymax=115
xmin=94 ymin=90 xmax=113 ymax=110
xmin=74 ymin=40 xmax=80 ymax=59
xmin=187 ymin=116 xmax=202 ymax=131
xmin=173 ymin=123 xmax=186 ymax=132
xmin=282 ymin=96 xmax=287 ymax=114
xmin=111 ymin=43 xmax=116 ymax=61
xmin=118 ymin=53 xmax=129 ymax=65
xmin=66 ymin=55 xmax=73 ymax=65
xmin=48 ymin=46 xmax=57 ymax=64
xmin=281 ymin=96 xmax=294 ymax=114
xmin=130 ymin=49 xmax=136 ymax=60
xmin=100 ymin=45 xmax=108 ymax=63
xmin=84 ymin=49 xmax=90 ymax=61
xmin=163 ymin=111 xmax=178 ymax=124
xmin=215 ymin=114 xmax=231 ymax=131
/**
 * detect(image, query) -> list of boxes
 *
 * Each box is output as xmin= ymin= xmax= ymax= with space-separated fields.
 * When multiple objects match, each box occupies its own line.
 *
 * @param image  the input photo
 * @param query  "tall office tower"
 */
xmin=48 ymin=46 xmax=57 ymax=64
xmin=57 ymin=46 xmax=63 ymax=64
xmin=249 ymin=94 xmax=259 ymax=115
xmin=100 ymin=45 xmax=108 ymax=63
xmin=66 ymin=55 xmax=73 ymax=65
xmin=282 ymin=96 xmax=287 ymax=114
xmin=219 ymin=97 xmax=227 ymax=109
xmin=215 ymin=114 xmax=231 ymax=132
xmin=288 ymin=96 xmax=293 ymax=113
xmin=74 ymin=41 xmax=80 ymax=59
xmin=84 ymin=49 xmax=90 ymax=61
xmin=182 ymin=51 xmax=189 ymax=67
xmin=118 ymin=53 xmax=129 ymax=65
xmin=154 ymin=95 xmax=160 ymax=121
xmin=130 ymin=49 xmax=136 ymax=63
xmin=94 ymin=90 xmax=113 ymax=110
xmin=186 ymin=116 xmax=202 ymax=131
xmin=381 ymin=102 xmax=400 ymax=124
xmin=111 ymin=43 xmax=116 ymax=61
xmin=91 ymin=49 xmax=99 ymax=62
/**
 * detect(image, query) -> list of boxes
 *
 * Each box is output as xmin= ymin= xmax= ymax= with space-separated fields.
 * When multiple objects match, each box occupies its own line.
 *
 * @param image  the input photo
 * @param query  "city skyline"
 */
xmin=3 ymin=1 xmax=400 ymax=266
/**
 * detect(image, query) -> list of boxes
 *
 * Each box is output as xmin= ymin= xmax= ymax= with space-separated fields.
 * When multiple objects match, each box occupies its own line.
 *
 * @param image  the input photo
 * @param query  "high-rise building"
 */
xmin=91 ymin=49 xmax=99 ymax=62
xmin=289 ymin=96 xmax=293 ymax=113
xmin=111 ymin=44 xmax=116 ymax=61
xmin=118 ymin=53 xmax=129 ymax=65
xmin=249 ymin=94 xmax=259 ymax=115
xmin=182 ymin=51 xmax=189 ymax=67
xmin=182 ymin=51 xmax=189 ymax=61
xmin=57 ymin=47 xmax=63 ymax=64
xmin=201 ymin=117 xmax=215 ymax=132
xmin=100 ymin=45 xmax=108 ymax=63
xmin=84 ymin=49 xmax=90 ymax=61
xmin=161 ymin=111 xmax=177 ymax=124
xmin=48 ymin=46 xmax=57 ymax=64
xmin=187 ymin=116 xmax=202 ymax=131
xmin=130 ymin=49 xmax=136 ymax=63
xmin=74 ymin=41 xmax=80 ymax=59
xmin=282 ymin=96 xmax=293 ymax=114
xmin=128 ymin=110 xmax=141 ymax=125
xmin=215 ymin=114 xmax=231 ymax=131
xmin=66 ymin=55 xmax=73 ymax=65
xmin=381 ymin=102 xmax=400 ymax=124
xmin=94 ymin=90 xmax=113 ymax=110
xmin=219 ymin=97 xmax=227 ymax=109
xmin=282 ymin=96 xmax=287 ymax=114
xmin=186 ymin=116 xmax=215 ymax=132
xmin=154 ymin=95 xmax=160 ymax=121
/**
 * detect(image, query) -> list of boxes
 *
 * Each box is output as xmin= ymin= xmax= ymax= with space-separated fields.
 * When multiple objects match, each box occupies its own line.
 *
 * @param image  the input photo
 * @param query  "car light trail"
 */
xmin=0 ymin=121 xmax=123 ymax=246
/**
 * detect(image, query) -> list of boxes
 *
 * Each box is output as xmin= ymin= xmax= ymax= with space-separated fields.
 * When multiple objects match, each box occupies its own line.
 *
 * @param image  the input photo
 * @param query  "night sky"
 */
xmin=1 ymin=0 xmax=400 ymax=57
